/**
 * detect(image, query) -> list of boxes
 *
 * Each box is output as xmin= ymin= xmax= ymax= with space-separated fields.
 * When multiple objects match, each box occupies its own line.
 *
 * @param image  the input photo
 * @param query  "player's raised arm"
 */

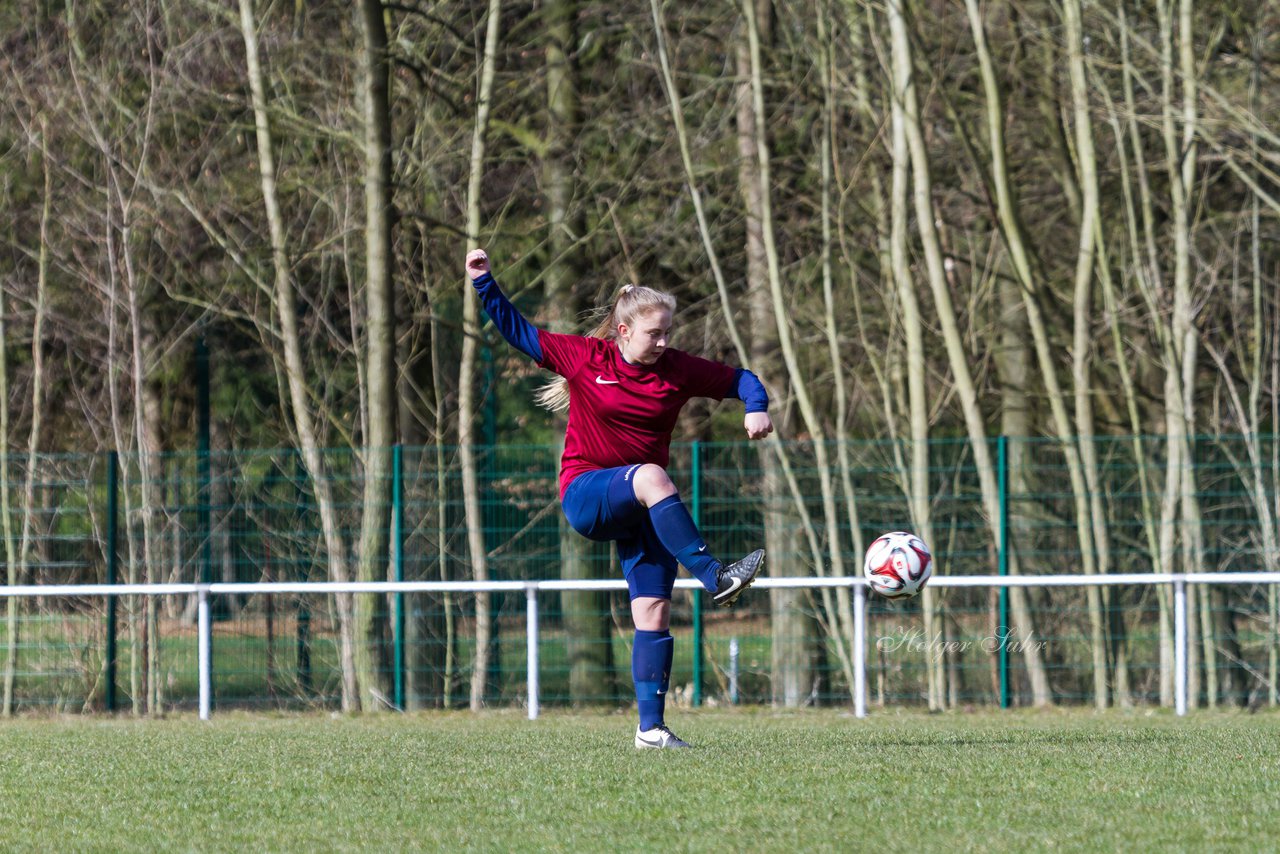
xmin=730 ymin=368 xmax=773 ymax=440
xmin=465 ymin=248 xmax=543 ymax=363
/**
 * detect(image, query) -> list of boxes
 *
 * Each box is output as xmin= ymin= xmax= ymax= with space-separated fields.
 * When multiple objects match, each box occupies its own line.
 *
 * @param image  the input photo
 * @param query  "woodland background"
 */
xmin=0 ymin=0 xmax=1277 ymax=714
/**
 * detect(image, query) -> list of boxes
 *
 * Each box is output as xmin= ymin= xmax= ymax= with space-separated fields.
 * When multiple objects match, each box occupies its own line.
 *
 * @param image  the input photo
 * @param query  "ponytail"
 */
xmin=534 ymin=284 xmax=676 ymax=412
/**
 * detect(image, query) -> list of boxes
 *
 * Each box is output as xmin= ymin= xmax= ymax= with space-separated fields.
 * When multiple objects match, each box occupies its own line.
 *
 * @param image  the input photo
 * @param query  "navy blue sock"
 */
xmin=633 ymin=629 xmax=674 ymax=731
xmin=648 ymin=494 xmax=721 ymax=592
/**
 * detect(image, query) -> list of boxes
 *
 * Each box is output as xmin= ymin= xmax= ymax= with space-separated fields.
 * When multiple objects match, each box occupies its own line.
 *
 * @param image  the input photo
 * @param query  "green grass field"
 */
xmin=3 ymin=709 xmax=1278 ymax=852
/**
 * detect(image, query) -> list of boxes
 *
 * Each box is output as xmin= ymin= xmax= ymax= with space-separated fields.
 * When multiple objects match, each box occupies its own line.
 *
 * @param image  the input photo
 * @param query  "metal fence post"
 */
xmin=691 ymin=440 xmax=703 ymax=708
xmin=393 ymin=445 xmax=405 ymax=711
xmin=105 ymin=451 xmax=119 ymax=713
xmin=997 ymin=435 xmax=1010 ymax=709
xmin=526 ymin=584 xmax=539 ymax=720
xmin=1174 ymin=576 xmax=1188 ymax=716
xmin=198 ymin=586 xmax=212 ymax=721
xmin=853 ymin=580 xmax=867 ymax=718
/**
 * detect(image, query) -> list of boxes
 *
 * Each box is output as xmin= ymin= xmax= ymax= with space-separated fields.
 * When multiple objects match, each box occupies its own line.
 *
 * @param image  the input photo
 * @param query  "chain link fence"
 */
xmin=1 ymin=435 xmax=1277 ymax=713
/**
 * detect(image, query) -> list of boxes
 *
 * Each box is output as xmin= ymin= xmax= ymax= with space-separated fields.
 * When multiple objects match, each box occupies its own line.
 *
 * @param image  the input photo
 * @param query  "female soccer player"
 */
xmin=466 ymin=248 xmax=773 ymax=749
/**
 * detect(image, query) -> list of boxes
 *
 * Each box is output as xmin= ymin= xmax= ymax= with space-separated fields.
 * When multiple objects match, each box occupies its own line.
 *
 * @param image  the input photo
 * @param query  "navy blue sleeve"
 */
xmin=730 ymin=368 xmax=769 ymax=413
xmin=470 ymin=272 xmax=543 ymax=363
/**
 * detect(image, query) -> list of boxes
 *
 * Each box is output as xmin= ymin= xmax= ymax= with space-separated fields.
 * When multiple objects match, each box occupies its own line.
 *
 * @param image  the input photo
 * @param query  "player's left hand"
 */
xmin=745 ymin=412 xmax=773 ymax=440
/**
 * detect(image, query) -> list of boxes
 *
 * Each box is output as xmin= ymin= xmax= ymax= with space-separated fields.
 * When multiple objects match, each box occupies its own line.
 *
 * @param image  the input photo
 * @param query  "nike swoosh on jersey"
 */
xmin=595 ymin=376 xmax=620 ymax=384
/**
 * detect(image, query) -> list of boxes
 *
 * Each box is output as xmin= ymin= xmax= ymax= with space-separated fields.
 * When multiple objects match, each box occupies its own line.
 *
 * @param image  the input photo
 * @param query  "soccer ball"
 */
xmin=863 ymin=531 xmax=932 ymax=599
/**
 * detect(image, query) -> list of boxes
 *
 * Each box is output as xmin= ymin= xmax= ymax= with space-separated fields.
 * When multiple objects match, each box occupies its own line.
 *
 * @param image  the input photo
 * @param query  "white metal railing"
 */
xmin=3 ymin=572 xmax=1278 ymax=720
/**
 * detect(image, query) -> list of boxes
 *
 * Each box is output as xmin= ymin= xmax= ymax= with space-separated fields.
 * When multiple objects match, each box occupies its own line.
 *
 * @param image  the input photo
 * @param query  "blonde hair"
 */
xmin=535 ymin=284 xmax=677 ymax=412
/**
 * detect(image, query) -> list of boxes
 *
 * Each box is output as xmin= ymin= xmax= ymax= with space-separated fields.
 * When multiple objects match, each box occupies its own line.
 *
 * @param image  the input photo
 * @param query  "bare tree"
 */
xmin=0 ymin=267 xmax=13 ymax=717
xmin=889 ymin=0 xmax=1055 ymax=706
xmin=1062 ymin=0 xmax=1109 ymax=709
xmin=62 ymin=3 xmax=168 ymax=713
xmin=885 ymin=0 xmax=942 ymax=709
xmin=352 ymin=0 xmax=397 ymax=711
xmin=461 ymin=0 xmax=502 ymax=712
xmin=542 ymin=0 xmax=615 ymax=705
xmin=742 ymin=0 xmax=858 ymax=704
xmin=0 ymin=118 xmax=49 ymax=715
xmin=237 ymin=0 xmax=359 ymax=710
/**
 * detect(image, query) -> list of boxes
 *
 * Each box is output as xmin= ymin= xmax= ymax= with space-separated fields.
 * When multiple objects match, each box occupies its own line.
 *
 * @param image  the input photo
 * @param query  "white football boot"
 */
xmin=634 ymin=724 xmax=692 ymax=749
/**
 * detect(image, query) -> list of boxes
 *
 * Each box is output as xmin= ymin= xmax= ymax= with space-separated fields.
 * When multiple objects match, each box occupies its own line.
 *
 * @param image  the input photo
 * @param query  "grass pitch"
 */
xmin=3 ymin=709 xmax=1278 ymax=852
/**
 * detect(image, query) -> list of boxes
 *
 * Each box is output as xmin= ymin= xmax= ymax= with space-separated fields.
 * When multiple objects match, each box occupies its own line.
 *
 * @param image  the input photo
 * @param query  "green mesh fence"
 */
xmin=1 ymin=435 xmax=1278 ymax=714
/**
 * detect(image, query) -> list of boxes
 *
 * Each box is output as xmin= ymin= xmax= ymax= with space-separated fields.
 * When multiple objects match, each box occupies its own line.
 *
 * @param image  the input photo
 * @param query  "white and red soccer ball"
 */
xmin=863 ymin=531 xmax=932 ymax=599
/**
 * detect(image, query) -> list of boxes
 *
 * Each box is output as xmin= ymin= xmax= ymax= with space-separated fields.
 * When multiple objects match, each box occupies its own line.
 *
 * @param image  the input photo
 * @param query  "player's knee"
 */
xmin=631 ymin=597 xmax=671 ymax=631
xmin=632 ymin=464 xmax=677 ymax=506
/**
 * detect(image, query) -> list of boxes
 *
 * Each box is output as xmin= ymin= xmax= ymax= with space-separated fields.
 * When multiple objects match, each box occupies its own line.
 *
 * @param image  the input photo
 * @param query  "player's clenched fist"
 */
xmin=744 ymin=411 xmax=773 ymax=440
xmin=466 ymin=248 xmax=490 ymax=281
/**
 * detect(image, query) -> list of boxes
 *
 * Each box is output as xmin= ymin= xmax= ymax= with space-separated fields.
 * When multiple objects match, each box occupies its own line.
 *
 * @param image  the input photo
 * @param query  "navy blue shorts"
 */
xmin=561 ymin=465 xmax=677 ymax=600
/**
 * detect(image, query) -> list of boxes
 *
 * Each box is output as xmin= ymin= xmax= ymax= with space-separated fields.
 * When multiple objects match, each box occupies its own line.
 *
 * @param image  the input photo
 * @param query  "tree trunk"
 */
xmin=543 ymin=0 xmax=581 ymax=321
xmin=0 ymin=280 xmax=14 ymax=717
xmin=416 ymin=300 xmax=456 ymax=709
xmin=1238 ymin=32 xmax=1280 ymax=705
xmin=353 ymin=0 xmax=397 ymax=712
xmin=736 ymin=2 xmax=834 ymax=706
xmin=238 ymin=0 xmax=358 ymax=711
xmin=819 ymin=1 xmax=869 ymax=705
xmin=962 ymin=10 xmax=1047 ymax=708
xmin=542 ymin=0 xmax=612 ymax=705
xmin=893 ymin=0 xmax=1043 ymax=708
xmin=129 ymin=303 xmax=161 ymax=715
xmin=761 ymin=0 xmax=855 ymax=699
xmin=91 ymin=91 xmax=163 ymax=715
xmin=1156 ymin=0 xmax=1204 ymax=707
xmin=399 ymin=231 xmax=445 ymax=704
xmin=1 ymin=135 xmax=50 ymax=714
xmin=462 ymin=0 xmax=502 ymax=712
xmin=957 ymin=0 xmax=1080 ymax=706
xmin=1110 ymin=6 xmax=1177 ymax=706
xmin=885 ymin=0 xmax=941 ymax=709
xmin=97 ymin=166 xmax=138 ymax=715
xmin=977 ymin=0 xmax=1103 ymax=709
xmin=1062 ymin=0 xmax=1109 ymax=710
xmin=1177 ymin=0 xmax=1211 ymax=709
xmin=651 ymin=0 xmax=835 ymax=701
xmin=834 ymin=0 xmax=875 ymax=588
xmin=1092 ymin=98 xmax=1146 ymax=704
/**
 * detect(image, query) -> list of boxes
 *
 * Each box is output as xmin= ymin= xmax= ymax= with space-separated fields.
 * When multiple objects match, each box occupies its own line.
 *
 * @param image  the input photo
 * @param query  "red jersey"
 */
xmin=537 ymin=331 xmax=736 ymax=497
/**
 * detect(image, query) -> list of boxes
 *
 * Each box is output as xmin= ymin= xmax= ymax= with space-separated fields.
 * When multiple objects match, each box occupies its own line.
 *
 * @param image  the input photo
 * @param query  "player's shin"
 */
xmin=648 ymin=495 xmax=721 ymax=592
xmin=632 ymin=629 xmax=673 ymax=730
